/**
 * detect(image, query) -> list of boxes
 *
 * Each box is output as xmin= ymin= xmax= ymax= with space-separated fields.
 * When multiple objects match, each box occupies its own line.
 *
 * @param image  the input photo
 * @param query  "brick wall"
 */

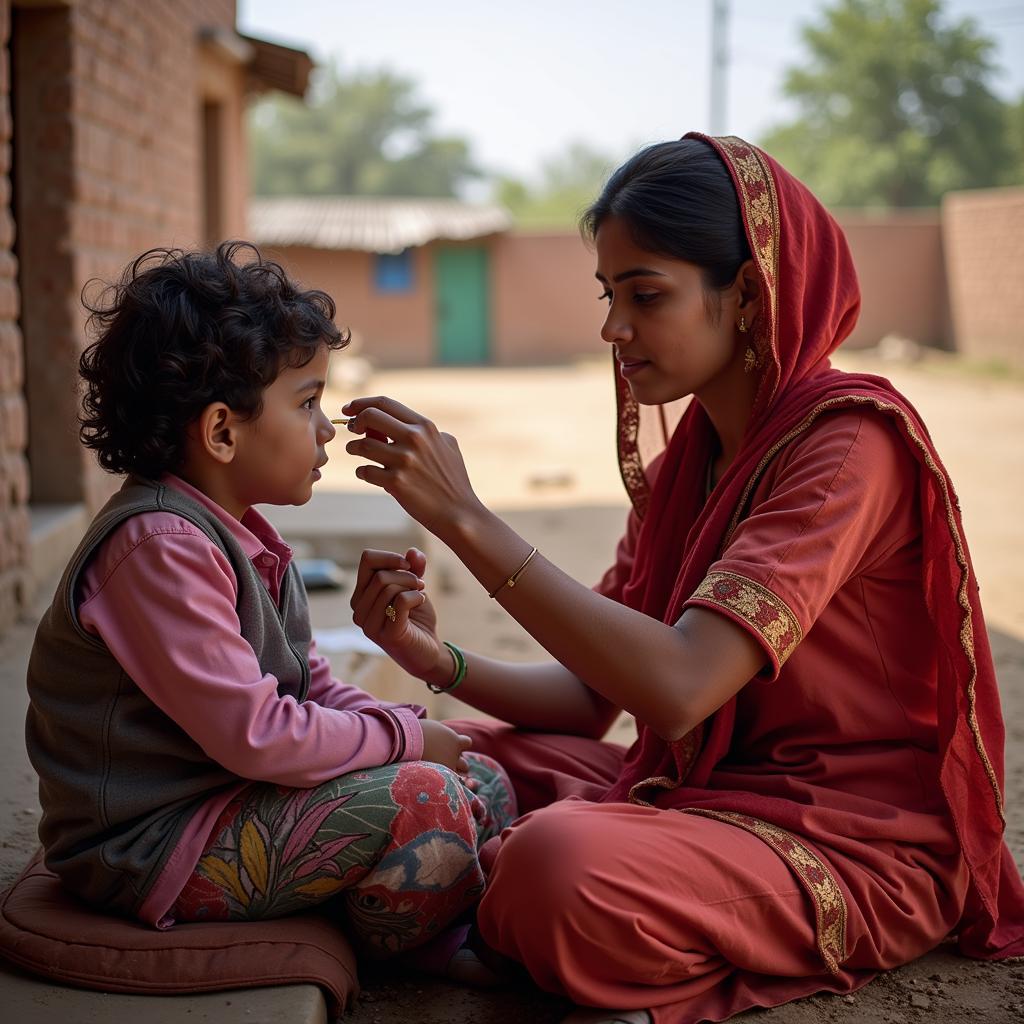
xmin=943 ymin=187 xmax=1024 ymax=366
xmin=266 ymin=198 xmax=1020 ymax=371
xmin=0 ymin=0 xmax=247 ymax=630
xmin=491 ymin=232 xmax=605 ymax=364
xmin=268 ymin=245 xmax=437 ymax=367
xmin=834 ymin=210 xmax=951 ymax=350
xmin=16 ymin=0 xmax=241 ymax=513
xmin=492 ymin=217 xmax=952 ymax=363
xmin=267 ymin=216 xmax=963 ymax=368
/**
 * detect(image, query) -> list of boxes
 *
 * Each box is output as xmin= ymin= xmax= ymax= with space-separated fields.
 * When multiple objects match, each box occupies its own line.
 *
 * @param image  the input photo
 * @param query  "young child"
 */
xmin=24 ymin=242 xmax=514 ymax=971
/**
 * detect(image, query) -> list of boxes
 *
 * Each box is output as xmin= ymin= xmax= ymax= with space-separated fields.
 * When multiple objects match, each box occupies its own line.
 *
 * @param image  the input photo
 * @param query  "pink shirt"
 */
xmin=76 ymin=474 xmax=426 ymax=926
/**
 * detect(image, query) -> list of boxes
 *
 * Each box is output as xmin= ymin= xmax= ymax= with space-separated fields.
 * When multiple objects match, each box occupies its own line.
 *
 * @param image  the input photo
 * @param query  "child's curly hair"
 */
xmin=79 ymin=241 xmax=348 ymax=478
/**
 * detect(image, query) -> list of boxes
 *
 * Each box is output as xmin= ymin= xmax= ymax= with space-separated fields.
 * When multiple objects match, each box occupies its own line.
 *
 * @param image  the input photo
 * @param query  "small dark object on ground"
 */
xmin=295 ymin=558 xmax=347 ymax=590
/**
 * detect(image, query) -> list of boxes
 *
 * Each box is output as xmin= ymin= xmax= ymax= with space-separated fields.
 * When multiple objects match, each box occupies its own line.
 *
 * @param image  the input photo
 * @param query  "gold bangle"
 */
xmin=488 ymin=546 xmax=538 ymax=599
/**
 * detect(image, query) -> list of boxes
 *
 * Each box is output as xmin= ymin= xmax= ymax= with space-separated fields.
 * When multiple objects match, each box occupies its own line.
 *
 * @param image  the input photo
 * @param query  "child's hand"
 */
xmin=419 ymin=719 xmax=472 ymax=774
xmin=350 ymin=547 xmax=441 ymax=678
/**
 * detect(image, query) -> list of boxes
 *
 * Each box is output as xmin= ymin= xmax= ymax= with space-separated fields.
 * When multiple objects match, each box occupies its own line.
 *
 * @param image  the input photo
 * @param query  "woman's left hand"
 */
xmin=350 ymin=546 xmax=443 ymax=680
xmin=342 ymin=396 xmax=486 ymax=540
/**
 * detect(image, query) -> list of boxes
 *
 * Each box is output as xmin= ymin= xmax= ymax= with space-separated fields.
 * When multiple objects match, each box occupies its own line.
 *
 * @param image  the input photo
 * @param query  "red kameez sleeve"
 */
xmin=683 ymin=411 xmax=919 ymax=679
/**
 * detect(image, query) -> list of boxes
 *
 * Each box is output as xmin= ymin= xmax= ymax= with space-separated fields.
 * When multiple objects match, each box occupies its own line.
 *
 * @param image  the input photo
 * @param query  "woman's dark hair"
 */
xmin=580 ymin=139 xmax=751 ymax=315
xmin=79 ymin=240 xmax=348 ymax=478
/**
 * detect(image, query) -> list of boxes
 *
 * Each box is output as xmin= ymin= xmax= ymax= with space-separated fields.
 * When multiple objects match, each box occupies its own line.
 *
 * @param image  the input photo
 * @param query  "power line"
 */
xmin=710 ymin=0 xmax=730 ymax=133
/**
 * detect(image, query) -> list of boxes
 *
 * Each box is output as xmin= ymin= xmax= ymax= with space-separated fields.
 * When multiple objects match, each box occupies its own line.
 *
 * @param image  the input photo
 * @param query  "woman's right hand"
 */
xmin=342 ymin=396 xmax=487 ymax=543
xmin=419 ymin=719 xmax=472 ymax=774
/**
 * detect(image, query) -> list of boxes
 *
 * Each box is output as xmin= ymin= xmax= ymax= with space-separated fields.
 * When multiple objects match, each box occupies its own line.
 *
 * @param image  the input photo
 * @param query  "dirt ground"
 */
xmin=1 ymin=350 xmax=1021 ymax=1023
xmin=317 ymin=349 xmax=1024 ymax=1023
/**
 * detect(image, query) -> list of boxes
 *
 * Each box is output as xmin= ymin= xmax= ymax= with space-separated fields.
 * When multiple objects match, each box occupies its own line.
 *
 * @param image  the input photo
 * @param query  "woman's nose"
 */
xmin=600 ymin=310 xmax=633 ymax=346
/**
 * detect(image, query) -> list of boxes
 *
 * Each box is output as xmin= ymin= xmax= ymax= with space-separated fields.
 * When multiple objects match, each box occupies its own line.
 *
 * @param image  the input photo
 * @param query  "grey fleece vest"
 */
xmin=25 ymin=477 xmax=312 ymax=917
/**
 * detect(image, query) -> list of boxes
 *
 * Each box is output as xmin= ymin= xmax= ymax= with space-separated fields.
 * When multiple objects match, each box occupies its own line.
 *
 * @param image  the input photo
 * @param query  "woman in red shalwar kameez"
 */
xmin=343 ymin=134 xmax=1024 ymax=1023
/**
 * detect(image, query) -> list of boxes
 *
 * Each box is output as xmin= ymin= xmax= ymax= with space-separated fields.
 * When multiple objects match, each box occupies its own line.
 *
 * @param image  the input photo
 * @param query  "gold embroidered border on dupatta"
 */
xmin=690 ymin=570 xmax=801 ymax=666
xmin=614 ymin=135 xmax=1002 ymax=970
xmin=693 ymin=135 xmax=1002 ymax=858
xmin=712 ymin=136 xmax=782 ymax=406
xmin=682 ymin=808 xmax=848 ymax=973
xmin=615 ymin=362 xmax=649 ymax=518
xmin=626 ymin=727 xmax=703 ymax=808
xmin=718 ymin=394 xmax=1004 ymax=825
xmin=614 ymin=135 xmax=782 ymax=520
xmin=645 ymin=392 xmax=1004 ymax=980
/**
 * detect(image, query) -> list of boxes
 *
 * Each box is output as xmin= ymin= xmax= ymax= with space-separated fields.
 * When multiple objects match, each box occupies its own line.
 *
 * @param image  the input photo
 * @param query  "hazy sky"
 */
xmin=238 ymin=0 xmax=1024 ymax=185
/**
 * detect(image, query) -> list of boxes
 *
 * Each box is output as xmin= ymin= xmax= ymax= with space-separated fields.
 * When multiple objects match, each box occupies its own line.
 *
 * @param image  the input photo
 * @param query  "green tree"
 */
xmin=495 ymin=142 xmax=620 ymax=229
xmin=249 ymin=63 xmax=479 ymax=196
xmin=760 ymin=0 xmax=1019 ymax=207
xmin=1007 ymin=95 xmax=1024 ymax=181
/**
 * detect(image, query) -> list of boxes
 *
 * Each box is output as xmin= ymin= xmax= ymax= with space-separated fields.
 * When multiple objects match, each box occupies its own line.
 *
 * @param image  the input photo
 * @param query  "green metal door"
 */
xmin=435 ymin=246 xmax=490 ymax=364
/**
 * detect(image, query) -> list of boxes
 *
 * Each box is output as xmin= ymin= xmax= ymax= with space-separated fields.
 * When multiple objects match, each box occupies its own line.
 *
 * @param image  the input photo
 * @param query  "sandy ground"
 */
xmin=1 ymin=351 xmax=1022 ymax=1022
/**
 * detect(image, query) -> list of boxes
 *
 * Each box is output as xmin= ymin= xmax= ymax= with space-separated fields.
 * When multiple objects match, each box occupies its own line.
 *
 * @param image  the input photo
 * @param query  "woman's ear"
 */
xmin=195 ymin=402 xmax=237 ymax=465
xmin=734 ymin=259 xmax=762 ymax=326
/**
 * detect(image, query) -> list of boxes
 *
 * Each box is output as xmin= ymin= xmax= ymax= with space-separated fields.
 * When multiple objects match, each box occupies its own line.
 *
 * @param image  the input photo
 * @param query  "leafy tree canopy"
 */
xmin=249 ymin=63 xmax=479 ymax=196
xmin=760 ymin=0 xmax=1021 ymax=206
xmin=493 ymin=142 xmax=620 ymax=230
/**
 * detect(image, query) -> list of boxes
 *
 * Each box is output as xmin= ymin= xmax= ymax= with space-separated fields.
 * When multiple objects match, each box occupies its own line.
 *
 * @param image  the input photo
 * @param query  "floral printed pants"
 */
xmin=172 ymin=753 xmax=516 ymax=957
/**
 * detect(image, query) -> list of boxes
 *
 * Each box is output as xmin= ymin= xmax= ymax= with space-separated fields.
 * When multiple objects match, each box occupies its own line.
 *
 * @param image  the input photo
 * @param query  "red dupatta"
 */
xmin=602 ymin=134 xmax=1024 ymax=959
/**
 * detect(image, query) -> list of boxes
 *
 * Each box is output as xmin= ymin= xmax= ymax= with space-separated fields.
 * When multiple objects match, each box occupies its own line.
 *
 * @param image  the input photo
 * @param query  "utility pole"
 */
xmin=710 ymin=0 xmax=729 ymax=134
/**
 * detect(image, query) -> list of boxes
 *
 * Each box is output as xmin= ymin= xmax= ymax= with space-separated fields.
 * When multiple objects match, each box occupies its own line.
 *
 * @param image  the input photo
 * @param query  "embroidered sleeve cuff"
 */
xmin=684 ymin=570 xmax=802 ymax=679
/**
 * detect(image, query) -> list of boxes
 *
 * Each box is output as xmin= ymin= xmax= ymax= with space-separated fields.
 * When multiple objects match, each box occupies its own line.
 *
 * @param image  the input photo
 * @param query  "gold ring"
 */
xmin=385 ymin=604 xmax=397 ymax=623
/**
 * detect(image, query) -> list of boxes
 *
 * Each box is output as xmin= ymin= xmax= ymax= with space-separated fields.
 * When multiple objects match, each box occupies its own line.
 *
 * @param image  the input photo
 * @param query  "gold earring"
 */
xmin=737 ymin=316 xmax=748 ymax=333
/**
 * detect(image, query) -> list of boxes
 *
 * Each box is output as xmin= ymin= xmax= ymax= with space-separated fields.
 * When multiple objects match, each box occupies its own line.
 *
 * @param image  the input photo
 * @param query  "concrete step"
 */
xmin=0 ymin=962 xmax=327 ymax=1023
xmin=259 ymin=491 xmax=426 ymax=568
xmin=27 ymin=503 xmax=89 ymax=606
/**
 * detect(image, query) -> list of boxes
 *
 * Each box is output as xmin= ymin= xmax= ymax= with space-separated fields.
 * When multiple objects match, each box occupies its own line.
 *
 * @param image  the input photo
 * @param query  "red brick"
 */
xmin=0 ymin=392 xmax=26 ymax=453
xmin=0 ymin=323 xmax=23 ymax=391
xmin=0 ymin=569 xmax=26 ymax=631
xmin=5 ymin=502 xmax=29 ymax=557
xmin=943 ymin=187 xmax=1024 ymax=364
xmin=5 ymin=452 xmax=28 ymax=506
xmin=0 ymin=450 xmax=27 ymax=508
xmin=0 ymin=277 xmax=17 ymax=320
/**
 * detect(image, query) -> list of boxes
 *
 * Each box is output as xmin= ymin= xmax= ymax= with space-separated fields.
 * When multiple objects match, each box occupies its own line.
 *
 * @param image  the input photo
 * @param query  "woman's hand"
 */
xmin=342 ymin=396 xmax=486 ymax=541
xmin=350 ymin=547 xmax=444 ymax=680
xmin=419 ymin=719 xmax=472 ymax=774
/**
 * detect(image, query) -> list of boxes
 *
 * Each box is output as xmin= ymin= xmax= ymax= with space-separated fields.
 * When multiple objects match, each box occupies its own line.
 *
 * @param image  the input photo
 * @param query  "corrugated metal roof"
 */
xmin=248 ymin=197 xmax=512 ymax=254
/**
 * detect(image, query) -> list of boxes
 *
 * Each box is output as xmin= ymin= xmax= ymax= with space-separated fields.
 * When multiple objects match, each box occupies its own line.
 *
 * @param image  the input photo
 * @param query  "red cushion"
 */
xmin=0 ymin=851 xmax=358 ymax=1016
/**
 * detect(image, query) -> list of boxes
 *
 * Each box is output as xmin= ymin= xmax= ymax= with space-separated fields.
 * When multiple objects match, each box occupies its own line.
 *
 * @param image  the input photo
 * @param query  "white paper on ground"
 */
xmin=313 ymin=627 xmax=386 ymax=656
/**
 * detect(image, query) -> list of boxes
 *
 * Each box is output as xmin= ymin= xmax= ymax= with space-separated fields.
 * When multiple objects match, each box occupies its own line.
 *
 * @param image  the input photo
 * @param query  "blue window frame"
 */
xmin=374 ymin=250 xmax=415 ymax=293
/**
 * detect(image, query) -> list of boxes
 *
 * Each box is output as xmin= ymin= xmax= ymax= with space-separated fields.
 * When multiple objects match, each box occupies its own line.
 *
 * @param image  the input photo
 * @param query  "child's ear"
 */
xmin=196 ymin=402 xmax=237 ymax=465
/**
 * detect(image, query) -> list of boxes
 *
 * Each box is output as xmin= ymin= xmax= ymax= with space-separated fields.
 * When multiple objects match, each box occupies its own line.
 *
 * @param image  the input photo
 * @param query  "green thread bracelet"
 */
xmin=427 ymin=641 xmax=467 ymax=694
